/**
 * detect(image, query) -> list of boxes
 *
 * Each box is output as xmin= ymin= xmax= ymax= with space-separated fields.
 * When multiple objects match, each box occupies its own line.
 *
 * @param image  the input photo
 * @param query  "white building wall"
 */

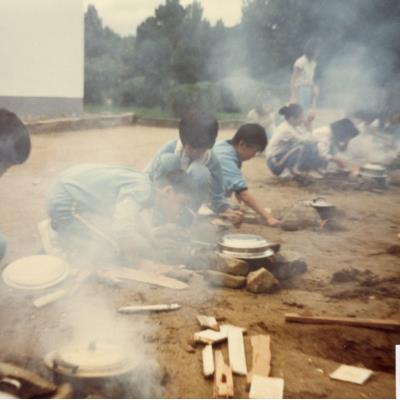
xmin=0 ymin=0 xmax=84 ymax=117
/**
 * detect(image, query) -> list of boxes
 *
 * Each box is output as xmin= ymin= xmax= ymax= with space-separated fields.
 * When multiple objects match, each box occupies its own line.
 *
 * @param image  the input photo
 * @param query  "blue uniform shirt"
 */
xmin=213 ymin=140 xmax=248 ymax=197
xmin=146 ymin=140 xmax=229 ymax=213
xmin=47 ymin=164 xmax=154 ymax=254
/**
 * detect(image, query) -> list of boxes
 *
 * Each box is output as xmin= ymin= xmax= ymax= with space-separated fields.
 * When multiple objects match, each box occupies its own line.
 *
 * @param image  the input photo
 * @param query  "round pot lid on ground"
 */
xmin=45 ymin=342 xmax=136 ymax=378
xmin=2 ymin=255 xmax=70 ymax=290
xmin=217 ymin=234 xmax=275 ymax=259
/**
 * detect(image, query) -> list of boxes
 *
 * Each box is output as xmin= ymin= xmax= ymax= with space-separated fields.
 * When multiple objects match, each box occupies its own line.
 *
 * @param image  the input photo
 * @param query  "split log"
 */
xmin=202 ymin=345 xmax=215 ymax=378
xmin=197 ymin=315 xmax=219 ymax=330
xmin=249 ymin=375 xmax=284 ymax=399
xmin=247 ymin=335 xmax=271 ymax=384
xmin=220 ymin=325 xmax=247 ymax=376
xmin=98 ymin=268 xmax=188 ymax=290
xmin=0 ymin=363 xmax=56 ymax=398
xmin=194 ymin=329 xmax=227 ymax=345
xmin=285 ymin=313 xmax=400 ymax=331
xmin=214 ymin=351 xmax=234 ymax=398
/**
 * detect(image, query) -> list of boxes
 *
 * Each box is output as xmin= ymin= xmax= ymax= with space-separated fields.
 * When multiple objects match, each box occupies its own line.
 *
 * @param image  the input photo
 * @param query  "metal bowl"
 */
xmin=217 ymin=234 xmax=275 ymax=260
xmin=360 ymin=163 xmax=387 ymax=178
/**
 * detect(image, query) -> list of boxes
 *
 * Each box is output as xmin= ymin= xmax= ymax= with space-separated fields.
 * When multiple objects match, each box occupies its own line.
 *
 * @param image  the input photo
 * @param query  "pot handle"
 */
xmin=53 ymin=357 xmax=79 ymax=374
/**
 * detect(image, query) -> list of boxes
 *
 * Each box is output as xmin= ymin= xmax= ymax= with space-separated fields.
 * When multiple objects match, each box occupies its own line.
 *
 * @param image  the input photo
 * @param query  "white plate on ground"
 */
xmin=2 ymin=255 xmax=70 ymax=290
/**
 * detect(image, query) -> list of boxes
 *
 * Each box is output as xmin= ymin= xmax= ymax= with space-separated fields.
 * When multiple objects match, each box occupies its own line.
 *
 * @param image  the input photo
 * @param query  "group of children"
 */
xmin=0 ymin=104 xmax=360 ymax=266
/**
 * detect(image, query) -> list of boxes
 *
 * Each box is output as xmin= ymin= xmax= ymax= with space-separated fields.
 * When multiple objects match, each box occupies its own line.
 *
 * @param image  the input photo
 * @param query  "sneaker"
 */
xmin=37 ymin=219 xmax=66 ymax=258
xmin=279 ymin=169 xmax=294 ymax=179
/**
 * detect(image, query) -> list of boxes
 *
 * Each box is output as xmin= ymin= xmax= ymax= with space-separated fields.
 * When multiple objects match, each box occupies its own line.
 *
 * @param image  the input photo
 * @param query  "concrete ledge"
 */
xmin=136 ymin=117 xmax=243 ymax=130
xmin=25 ymin=113 xmax=243 ymax=134
xmin=26 ymin=113 xmax=137 ymax=134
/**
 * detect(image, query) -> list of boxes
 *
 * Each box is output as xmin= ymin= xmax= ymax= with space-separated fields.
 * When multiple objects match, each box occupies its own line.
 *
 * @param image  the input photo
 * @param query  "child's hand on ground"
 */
xmin=222 ymin=209 xmax=244 ymax=226
xmin=265 ymin=215 xmax=281 ymax=227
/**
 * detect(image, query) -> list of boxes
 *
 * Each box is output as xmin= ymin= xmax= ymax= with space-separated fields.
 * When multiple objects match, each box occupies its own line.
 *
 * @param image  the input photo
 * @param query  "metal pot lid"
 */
xmin=2 ymin=255 xmax=70 ymax=290
xmin=361 ymin=163 xmax=386 ymax=172
xmin=310 ymin=199 xmax=335 ymax=208
xmin=218 ymin=234 xmax=272 ymax=250
xmin=0 ymin=392 xmax=17 ymax=399
xmin=45 ymin=342 xmax=135 ymax=378
xmin=217 ymin=248 xmax=274 ymax=260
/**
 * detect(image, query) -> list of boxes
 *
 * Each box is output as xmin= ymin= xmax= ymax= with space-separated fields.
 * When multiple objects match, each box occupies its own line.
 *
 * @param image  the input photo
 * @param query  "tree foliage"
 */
xmin=84 ymin=0 xmax=400 ymax=111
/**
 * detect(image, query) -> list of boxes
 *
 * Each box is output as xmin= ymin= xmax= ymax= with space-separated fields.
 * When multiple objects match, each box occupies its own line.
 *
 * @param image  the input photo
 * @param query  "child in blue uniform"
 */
xmin=46 ymin=165 xmax=195 ymax=264
xmin=147 ymin=110 xmax=242 ymax=225
xmin=213 ymin=124 xmax=280 ymax=227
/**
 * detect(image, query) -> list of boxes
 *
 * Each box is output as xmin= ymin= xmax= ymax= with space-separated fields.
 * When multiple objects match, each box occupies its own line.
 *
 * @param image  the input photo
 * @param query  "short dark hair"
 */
xmin=231 ymin=123 xmax=267 ymax=152
xmin=179 ymin=110 xmax=218 ymax=149
xmin=330 ymin=118 xmax=359 ymax=142
xmin=278 ymin=103 xmax=303 ymax=121
xmin=155 ymin=169 xmax=196 ymax=197
xmin=0 ymin=109 xmax=31 ymax=166
xmin=304 ymin=38 xmax=319 ymax=60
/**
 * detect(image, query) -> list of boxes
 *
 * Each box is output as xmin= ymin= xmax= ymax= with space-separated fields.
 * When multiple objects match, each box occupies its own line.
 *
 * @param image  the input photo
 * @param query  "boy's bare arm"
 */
xmin=236 ymin=189 xmax=280 ymax=227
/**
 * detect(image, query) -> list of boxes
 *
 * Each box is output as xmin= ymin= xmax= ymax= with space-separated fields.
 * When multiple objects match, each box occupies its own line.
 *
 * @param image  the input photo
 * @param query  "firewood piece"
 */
xmin=98 ymin=268 xmax=188 ymax=290
xmin=202 ymin=345 xmax=215 ymax=378
xmin=249 ymin=375 xmax=284 ymax=399
xmin=194 ymin=329 xmax=227 ymax=345
xmin=33 ymin=289 xmax=68 ymax=308
xmin=0 ymin=363 xmax=56 ymax=398
xmin=214 ymin=351 xmax=234 ymax=398
xmin=197 ymin=315 xmax=219 ymax=330
xmin=33 ymin=270 xmax=91 ymax=308
xmin=219 ymin=324 xmax=247 ymax=334
xmin=51 ymin=383 xmax=73 ymax=399
xmin=118 ymin=303 xmax=181 ymax=313
xmin=285 ymin=313 xmax=400 ymax=331
xmin=329 ymin=365 xmax=373 ymax=385
xmin=247 ymin=335 xmax=271 ymax=384
xmin=220 ymin=325 xmax=247 ymax=375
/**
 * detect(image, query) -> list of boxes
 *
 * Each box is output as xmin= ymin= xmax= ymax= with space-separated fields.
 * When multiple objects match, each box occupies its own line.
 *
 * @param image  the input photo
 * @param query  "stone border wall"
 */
xmin=26 ymin=113 xmax=244 ymax=134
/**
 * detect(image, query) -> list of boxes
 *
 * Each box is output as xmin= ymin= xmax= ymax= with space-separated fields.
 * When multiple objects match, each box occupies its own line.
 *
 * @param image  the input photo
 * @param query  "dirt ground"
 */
xmin=0 ymin=123 xmax=399 ymax=398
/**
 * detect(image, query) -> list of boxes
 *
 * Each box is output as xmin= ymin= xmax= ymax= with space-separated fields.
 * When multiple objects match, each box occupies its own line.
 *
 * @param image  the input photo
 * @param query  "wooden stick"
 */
xmin=285 ymin=313 xmax=400 ymax=331
xmin=220 ymin=325 xmax=247 ymax=376
xmin=197 ymin=315 xmax=219 ymax=331
xmin=214 ymin=351 xmax=234 ymax=398
xmin=202 ymin=345 xmax=215 ymax=378
xmin=247 ymin=335 xmax=271 ymax=385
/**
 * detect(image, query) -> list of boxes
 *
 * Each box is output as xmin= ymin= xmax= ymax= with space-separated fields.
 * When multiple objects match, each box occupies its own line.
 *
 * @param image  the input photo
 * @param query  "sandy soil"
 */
xmin=0 ymin=124 xmax=399 ymax=398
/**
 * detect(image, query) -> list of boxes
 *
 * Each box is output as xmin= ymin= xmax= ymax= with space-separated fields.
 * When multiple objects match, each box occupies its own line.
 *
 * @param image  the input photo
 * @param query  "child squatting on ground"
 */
xmin=46 ymin=165 xmax=197 ymax=265
xmin=213 ymin=123 xmax=281 ymax=227
xmin=146 ymin=110 xmax=242 ymax=226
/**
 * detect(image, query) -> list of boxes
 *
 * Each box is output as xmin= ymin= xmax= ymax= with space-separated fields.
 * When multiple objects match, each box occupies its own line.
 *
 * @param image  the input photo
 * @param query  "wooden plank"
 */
xmin=285 ymin=313 xmax=400 ymax=331
xmin=98 ymin=267 xmax=188 ymax=290
xmin=329 ymin=365 xmax=373 ymax=385
xmin=197 ymin=315 xmax=219 ymax=331
xmin=118 ymin=303 xmax=181 ymax=313
xmin=220 ymin=325 xmax=247 ymax=376
xmin=33 ymin=270 xmax=91 ymax=308
xmin=214 ymin=350 xmax=234 ymax=398
xmin=194 ymin=329 xmax=227 ymax=345
xmin=247 ymin=335 xmax=271 ymax=384
xmin=220 ymin=324 xmax=247 ymax=334
xmin=249 ymin=375 xmax=284 ymax=399
xmin=202 ymin=345 xmax=215 ymax=378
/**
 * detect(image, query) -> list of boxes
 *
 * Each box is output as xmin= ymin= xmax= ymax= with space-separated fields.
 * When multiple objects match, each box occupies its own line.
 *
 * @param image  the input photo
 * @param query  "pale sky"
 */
xmin=83 ymin=0 xmax=243 ymax=36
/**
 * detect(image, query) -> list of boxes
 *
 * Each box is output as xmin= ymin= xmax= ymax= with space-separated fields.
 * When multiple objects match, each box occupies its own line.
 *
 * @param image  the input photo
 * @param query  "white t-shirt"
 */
xmin=312 ymin=126 xmax=331 ymax=159
xmin=293 ymin=55 xmax=316 ymax=87
xmin=266 ymin=121 xmax=308 ymax=159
